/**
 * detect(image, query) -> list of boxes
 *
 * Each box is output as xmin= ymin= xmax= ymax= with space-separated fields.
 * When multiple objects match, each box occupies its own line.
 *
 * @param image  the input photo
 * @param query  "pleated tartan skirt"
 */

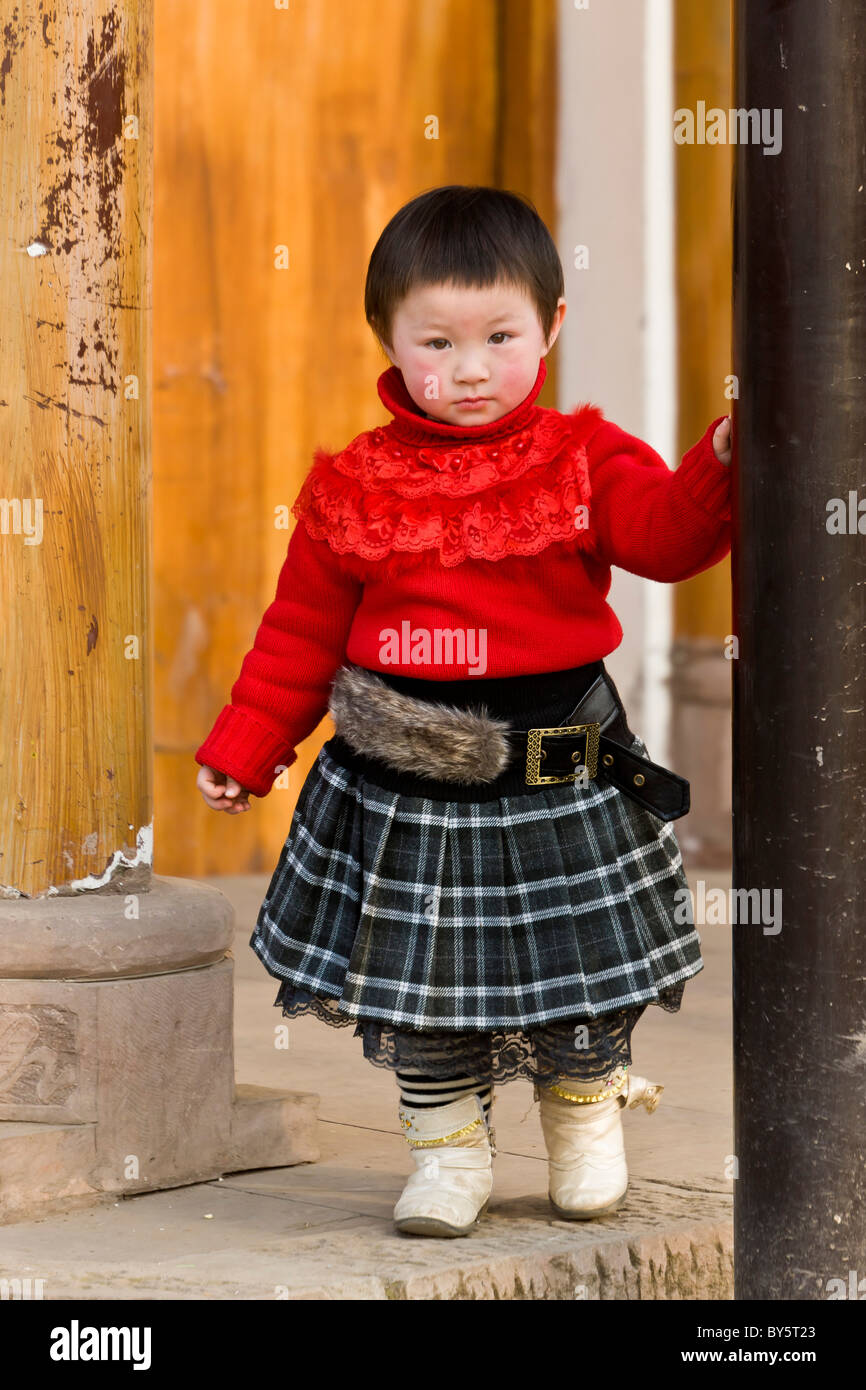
xmin=250 ymin=684 xmax=703 ymax=1085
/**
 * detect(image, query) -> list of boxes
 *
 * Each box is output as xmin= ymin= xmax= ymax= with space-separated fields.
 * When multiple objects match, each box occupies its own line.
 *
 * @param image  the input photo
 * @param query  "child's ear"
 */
xmin=543 ymin=299 xmax=567 ymax=353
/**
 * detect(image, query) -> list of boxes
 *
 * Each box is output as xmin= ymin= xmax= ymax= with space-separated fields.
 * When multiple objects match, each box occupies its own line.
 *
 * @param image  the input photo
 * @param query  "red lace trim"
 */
xmin=292 ymin=407 xmax=601 ymax=568
xmin=330 ymin=411 xmax=570 ymax=498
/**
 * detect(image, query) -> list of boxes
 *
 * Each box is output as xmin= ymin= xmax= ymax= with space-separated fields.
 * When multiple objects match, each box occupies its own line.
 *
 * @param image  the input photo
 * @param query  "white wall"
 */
xmin=555 ymin=0 xmax=675 ymax=763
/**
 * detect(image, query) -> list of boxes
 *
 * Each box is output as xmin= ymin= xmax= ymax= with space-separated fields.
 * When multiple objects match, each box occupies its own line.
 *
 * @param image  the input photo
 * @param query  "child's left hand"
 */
xmin=712 ymin=415 xmax=732 ymax=467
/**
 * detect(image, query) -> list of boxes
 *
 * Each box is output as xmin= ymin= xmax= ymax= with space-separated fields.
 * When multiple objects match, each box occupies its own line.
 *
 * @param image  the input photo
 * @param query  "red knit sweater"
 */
xmin=195 ymin=358 xmax=731 ymax=797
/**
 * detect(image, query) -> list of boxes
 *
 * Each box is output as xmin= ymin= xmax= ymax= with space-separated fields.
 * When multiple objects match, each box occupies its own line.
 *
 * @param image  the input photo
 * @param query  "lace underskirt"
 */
xmin=274 ymin=980 xmax=686 ymax=1085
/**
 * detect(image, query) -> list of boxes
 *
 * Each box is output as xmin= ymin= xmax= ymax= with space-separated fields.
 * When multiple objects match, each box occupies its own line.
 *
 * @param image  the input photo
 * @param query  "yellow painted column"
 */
xmin=0 ymin=0 xmax=153 ymax=897
xmin=671 ymin=0 xmax=734 ymax=864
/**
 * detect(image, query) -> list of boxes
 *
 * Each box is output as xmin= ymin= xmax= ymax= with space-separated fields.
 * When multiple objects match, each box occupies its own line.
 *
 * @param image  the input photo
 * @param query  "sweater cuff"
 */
xmin=194 ymin=705 xmax=297 ymax=799
xmin=676 ymin=414 xmax=732 ymax=520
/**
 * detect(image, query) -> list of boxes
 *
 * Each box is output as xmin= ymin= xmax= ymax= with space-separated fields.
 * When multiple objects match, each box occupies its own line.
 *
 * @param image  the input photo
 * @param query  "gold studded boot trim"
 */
xmin=533 ymin=1064 xmax=629 ymax=1106
xmin=398 ymin=1091 xmax=495 ymax=1155
xmin=400 ymin=1116 xmax=484 ymax=1148
xmin=533 ymin=1065 xmax=665 ymax=1115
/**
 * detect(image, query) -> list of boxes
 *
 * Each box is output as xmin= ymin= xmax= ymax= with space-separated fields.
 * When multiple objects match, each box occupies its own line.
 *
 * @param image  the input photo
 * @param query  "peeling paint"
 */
xmin=51 ymin=823 xmax=154 ymax=894
xmin=0 ymin=14 xmax=23 ymax=107
xmin=34 ymin=8 xmax=131 ymax=389
xmin=83 ymin=11 xmax=126 ymax=160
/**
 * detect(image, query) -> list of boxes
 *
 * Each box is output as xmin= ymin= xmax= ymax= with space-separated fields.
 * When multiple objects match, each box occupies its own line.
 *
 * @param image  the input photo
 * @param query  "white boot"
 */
xmin=536 ymin=1065 xmax=663 ymax=1220
xmin=393 ymin=1091 xmax=496 ymax=1237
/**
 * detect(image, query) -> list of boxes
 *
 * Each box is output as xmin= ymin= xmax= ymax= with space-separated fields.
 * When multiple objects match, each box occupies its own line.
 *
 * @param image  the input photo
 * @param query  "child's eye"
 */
xmin=425 ymin=338 xmax=450 ymax=350
xmin=489 ymin=332 xmax=512 ymax=344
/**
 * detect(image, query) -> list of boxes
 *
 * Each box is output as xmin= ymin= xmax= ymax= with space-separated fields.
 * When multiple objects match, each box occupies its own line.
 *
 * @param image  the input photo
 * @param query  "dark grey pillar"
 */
xmin=732 ymin=0 xmax=866 ymax=1299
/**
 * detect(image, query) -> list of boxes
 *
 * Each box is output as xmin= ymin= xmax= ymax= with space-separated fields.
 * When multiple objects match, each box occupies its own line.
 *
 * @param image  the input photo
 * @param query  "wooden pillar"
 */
xmin=670 ymin=0 xmax=734 ymax=867
xmin=0 ymin=0 xmax=153 ymax=898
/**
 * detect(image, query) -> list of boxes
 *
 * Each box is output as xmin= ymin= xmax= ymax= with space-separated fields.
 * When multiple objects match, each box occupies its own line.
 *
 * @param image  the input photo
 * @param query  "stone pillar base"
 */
xmin=0 ymin=876 xmax=319 ymax=1225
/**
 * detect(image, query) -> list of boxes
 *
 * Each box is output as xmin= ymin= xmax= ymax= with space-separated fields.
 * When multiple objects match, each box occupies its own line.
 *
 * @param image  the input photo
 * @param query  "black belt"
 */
xmin=327 ymin=667 xmax=690 ymax=820
xmin=504 ymin=669 xmax=690 ymax=822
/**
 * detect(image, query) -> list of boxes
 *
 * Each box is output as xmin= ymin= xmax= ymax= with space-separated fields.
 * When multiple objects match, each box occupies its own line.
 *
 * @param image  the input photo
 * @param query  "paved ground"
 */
xmin=1 ymin=865 xmax=733 ymax=1299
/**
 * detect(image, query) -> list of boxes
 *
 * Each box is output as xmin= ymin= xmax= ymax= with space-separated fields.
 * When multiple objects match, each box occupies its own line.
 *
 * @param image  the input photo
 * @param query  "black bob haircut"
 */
xmin=364 ymin=185 xmax=565 ymax=353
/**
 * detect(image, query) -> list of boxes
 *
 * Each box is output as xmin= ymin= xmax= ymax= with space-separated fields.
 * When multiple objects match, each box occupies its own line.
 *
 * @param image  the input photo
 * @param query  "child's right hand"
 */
xmin=197 ymin=764 xmax=253 ymax=814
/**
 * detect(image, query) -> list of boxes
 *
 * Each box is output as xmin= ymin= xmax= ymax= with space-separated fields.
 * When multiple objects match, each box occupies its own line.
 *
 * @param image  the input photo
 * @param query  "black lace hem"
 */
xmin=272 ymin=980 xmax=686 ymax=1085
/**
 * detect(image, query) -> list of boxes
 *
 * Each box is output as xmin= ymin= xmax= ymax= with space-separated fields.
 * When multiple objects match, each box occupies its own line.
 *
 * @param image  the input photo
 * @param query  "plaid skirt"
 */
xmin=251 ymin=725 xmax=702 ymax=1084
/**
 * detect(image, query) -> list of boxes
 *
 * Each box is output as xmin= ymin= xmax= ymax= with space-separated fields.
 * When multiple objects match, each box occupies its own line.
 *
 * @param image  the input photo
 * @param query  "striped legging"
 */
xmin=396 ymin=1068 xmax=493 ymax=1120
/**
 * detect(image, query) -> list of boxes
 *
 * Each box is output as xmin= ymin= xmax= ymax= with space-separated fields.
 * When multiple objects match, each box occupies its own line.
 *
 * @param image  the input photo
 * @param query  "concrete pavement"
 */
xmin=0 ymin=866 xmax=733 ymax=1300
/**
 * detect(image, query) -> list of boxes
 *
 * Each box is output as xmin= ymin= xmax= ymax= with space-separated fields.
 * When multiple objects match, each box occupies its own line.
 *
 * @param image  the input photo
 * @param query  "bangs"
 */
xmin=365 ymin=186 xmax=564 ymax=349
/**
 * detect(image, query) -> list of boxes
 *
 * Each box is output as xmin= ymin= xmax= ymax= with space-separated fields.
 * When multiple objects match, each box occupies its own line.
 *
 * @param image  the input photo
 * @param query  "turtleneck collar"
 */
xmin=377 ymin=357 xmax=548 ymax=445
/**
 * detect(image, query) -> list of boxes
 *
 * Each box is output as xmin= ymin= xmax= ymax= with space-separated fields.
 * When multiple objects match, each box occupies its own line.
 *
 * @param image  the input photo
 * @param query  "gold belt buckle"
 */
xmin=525 ymin=723 xmax=601 ymax=785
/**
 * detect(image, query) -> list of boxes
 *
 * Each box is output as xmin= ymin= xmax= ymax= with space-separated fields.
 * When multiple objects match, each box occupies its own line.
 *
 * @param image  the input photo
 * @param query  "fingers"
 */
xmin=712 ymin=416 xmax=732 ymax=467
xmin=220 ymin=786 xmax=252 ymax=813
xmin=223 ymin=775 xmax=252 ymax=810
xmin=197 ymin=765 xmax=253 ymax=813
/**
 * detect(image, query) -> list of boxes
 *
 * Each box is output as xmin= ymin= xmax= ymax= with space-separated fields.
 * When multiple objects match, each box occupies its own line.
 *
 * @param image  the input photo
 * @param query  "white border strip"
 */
xmin=641 ymin=0 xmax=675 ymax=766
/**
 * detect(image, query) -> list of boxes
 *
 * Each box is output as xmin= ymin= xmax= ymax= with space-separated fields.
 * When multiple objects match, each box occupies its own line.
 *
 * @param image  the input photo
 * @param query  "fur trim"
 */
xmin=328 ymin=665 xmax=514 ymax=784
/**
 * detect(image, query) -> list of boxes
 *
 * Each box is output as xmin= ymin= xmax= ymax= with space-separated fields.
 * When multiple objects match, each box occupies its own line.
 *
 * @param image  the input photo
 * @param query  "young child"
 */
xmin=195 ymin=185 xmax=732 ymax=1238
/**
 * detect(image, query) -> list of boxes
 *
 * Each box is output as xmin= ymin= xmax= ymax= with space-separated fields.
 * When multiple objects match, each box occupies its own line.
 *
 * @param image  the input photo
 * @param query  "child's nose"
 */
xmin=454 ymin=358 xmax=489 ymax=382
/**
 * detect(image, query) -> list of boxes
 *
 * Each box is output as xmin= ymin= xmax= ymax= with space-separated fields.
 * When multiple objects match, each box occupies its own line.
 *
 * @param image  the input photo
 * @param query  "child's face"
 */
xmin=380 ymin=280 xmax=566 ymax=426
